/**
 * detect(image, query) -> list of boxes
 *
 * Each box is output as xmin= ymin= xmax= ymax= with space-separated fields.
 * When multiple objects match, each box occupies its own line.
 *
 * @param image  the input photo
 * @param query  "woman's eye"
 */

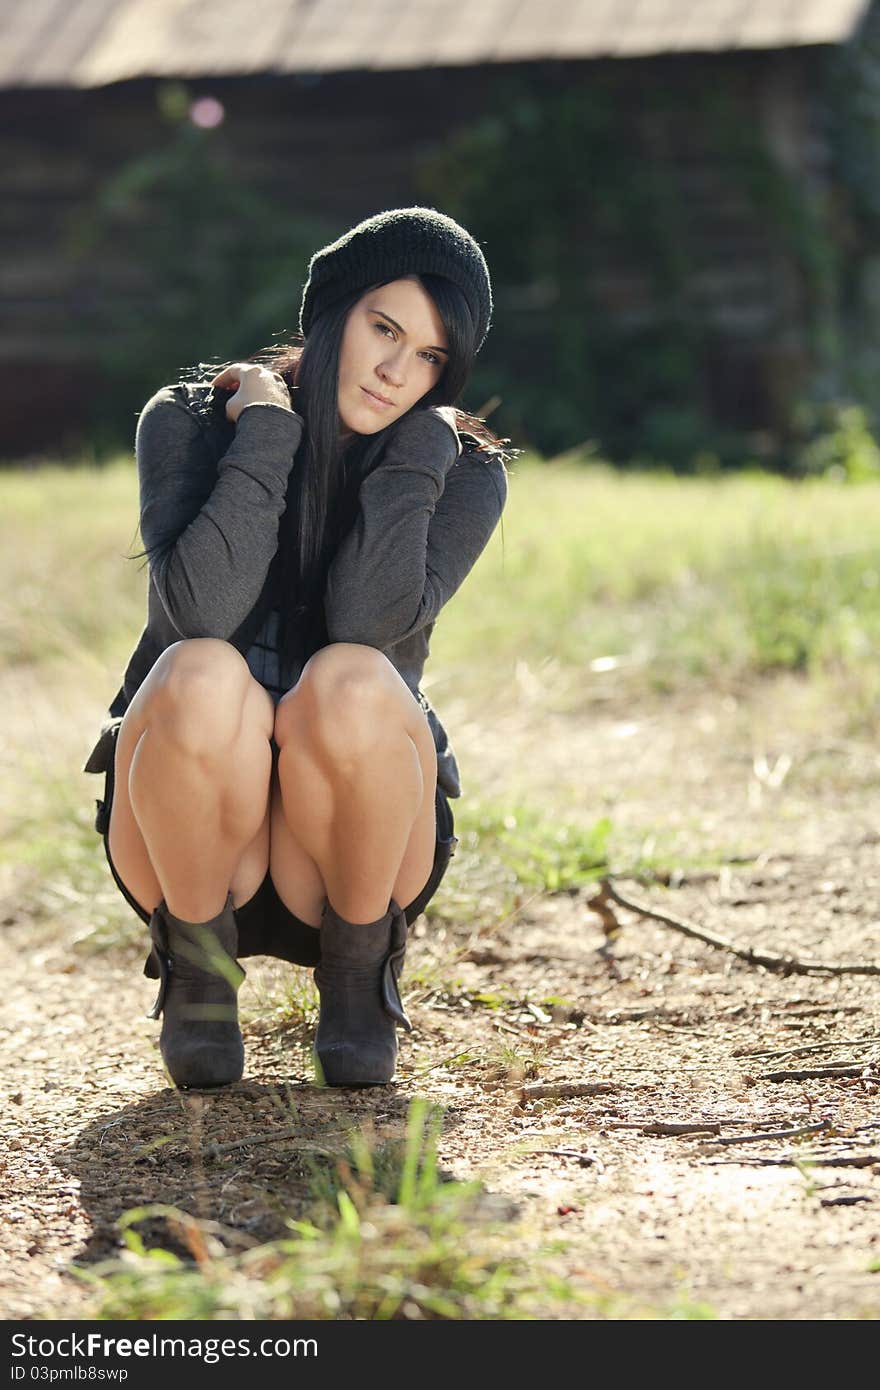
xmin=374 ymin=321 xmax=441 ymax=366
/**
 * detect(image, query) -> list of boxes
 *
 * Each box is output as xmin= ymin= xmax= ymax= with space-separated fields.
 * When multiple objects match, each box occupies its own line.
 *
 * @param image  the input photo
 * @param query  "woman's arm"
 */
xmin=323 ymin=409 xmax=507 ymax=649
xmin=136 ymin=387 xmax=302 ymax=639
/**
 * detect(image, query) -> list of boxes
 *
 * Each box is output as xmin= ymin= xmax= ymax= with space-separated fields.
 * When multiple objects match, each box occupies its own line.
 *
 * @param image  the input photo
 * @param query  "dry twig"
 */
xmin=819 ymin=1195 xmax=872 ymax=1207
xmin=640 ymin=1121 xmax=721 ymax=1136
xmin=600 ymin=1118 xmax=784 ymax=1132
xmin=760 ymin=1065 xmax=876 ymax=1082
xmin=707 ymin=1118 xmax=833 ymax=1146
xmin=592 ymin=879 xmax=880 ymax=977
xmin=781 ymin=1006 xmax=863 ymax=1018
xmin=734 ymin=1039 xmax=878 ymax=1061
xmin=521 ymin=1081 xmax=617 ymax=1101
xmin=709 ymin=1153 xmax=880 ymax=1169
xmin=529 ymin=1147 xmax=605 ymax=1171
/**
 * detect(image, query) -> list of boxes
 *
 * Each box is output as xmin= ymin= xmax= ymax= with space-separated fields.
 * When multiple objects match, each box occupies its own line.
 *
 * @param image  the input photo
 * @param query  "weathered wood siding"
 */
xmin=0 ymin=49 xmax=835 ymax=456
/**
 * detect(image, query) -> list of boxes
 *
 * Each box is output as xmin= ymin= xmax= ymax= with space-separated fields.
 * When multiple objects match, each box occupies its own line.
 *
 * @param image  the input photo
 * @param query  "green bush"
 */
xmin=793 ymin=402 xmax=880 ymax=481
xmin=67 ymin=89 xmax=333 ymax=451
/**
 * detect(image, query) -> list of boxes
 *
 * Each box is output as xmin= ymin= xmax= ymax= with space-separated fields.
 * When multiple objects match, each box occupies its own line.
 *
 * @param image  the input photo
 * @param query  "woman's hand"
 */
xmin=210 ymin=363 xmax=293 ymax=424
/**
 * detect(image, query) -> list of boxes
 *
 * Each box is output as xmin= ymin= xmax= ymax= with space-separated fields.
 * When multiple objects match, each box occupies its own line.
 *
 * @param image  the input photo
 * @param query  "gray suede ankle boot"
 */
xmin=313 ymin=897 xmax=412 ymax=1087
xmin=145 ymin=893 xmax=246 ymax=1089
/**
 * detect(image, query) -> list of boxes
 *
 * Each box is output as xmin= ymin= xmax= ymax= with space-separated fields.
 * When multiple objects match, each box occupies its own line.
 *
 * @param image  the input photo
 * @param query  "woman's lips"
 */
xmin=361 ymin=386 xmax=394 ymax=410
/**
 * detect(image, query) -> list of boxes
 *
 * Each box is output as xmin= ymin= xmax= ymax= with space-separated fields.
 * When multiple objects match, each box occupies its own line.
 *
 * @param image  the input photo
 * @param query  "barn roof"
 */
xmin=2 ymin=0 xmax=873 ymax=89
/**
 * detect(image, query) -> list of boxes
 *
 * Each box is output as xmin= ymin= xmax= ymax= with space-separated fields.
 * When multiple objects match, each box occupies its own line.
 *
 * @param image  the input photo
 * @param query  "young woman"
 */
xmin=83 ymin=206 xmax=511 ymax=1090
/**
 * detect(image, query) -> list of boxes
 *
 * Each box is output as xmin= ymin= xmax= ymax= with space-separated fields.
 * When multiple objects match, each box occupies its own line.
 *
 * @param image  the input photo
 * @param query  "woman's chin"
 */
xmin=340 ymin=409 xmax=396 ymax=437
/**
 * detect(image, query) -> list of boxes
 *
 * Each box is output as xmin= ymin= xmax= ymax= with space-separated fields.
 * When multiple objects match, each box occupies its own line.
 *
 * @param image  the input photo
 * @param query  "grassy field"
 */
xmin=3 ymin=453 xmax=880 ymax=1320
xmin=4 ymin=453 xmax=880 ymax=941
xmin=6 ymin=453 xmax=880 ymax=702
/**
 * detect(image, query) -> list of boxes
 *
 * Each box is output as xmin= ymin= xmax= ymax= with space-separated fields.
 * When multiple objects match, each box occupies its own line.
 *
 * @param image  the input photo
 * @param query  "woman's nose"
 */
xmin=378 ymin=353 xmax=405 ymax=388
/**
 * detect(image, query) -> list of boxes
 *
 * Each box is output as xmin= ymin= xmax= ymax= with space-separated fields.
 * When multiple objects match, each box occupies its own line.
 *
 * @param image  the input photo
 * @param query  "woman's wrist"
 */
xmin=233 ymin=402 xmax=304 ymax=445
xmin=392 ymin=407 xmax=461 ymax=464
xmin=237 ymin=400 xmax=298 ymax=420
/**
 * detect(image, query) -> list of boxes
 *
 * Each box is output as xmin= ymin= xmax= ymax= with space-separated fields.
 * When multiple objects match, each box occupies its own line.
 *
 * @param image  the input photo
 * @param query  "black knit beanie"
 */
xmin=299 ymin=206 xmax=493 ymax=351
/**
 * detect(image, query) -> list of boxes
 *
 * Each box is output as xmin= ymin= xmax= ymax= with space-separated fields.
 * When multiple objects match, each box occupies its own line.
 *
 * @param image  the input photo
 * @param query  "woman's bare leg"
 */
xmin=271 ymin=643 xmax=438 ymax=925
xmin=107 ymin=639 xmax=276 ymax=922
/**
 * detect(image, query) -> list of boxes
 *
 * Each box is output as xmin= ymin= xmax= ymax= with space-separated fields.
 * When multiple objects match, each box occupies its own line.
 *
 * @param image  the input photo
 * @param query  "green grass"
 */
xmin=432 ymin=457 xmax=880 ymax=715
xmin=69 ymin=1095 xmax=723 ymax=1321
xmin=72 ymin=1099 xmax=576 ymax=1321
xmin=5 ymin=454 xmax=880 ymax=712
xmin=0 ymin=461 xmax=144 ymax=674
xmin=7 ymin=452 xmax=876 ymax=950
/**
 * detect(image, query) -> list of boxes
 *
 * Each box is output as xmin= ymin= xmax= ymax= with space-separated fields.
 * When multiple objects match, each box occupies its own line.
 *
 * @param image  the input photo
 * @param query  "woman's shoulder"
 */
xmin=136 ymin=380 xmax=235 ymax=467
xmin=135 ymin=380 xmax=234 ymax=481
xmin=453 ymin=436 xmax=508 ymax=486
xmin=455 ymin=433 xmax=511 ymax=505
xmin=139 ymin=378 xmax=227 ymax=430
xmin=458 ymin=423 xmax=517 ymax=474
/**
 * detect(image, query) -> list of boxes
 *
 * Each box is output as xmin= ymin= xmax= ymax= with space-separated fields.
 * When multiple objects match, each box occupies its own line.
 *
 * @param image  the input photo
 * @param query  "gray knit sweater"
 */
xmin=83 ymin=384 xmax=508 ymax=800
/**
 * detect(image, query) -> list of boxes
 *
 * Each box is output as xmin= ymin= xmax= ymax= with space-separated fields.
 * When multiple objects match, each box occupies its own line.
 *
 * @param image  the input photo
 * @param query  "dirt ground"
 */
xmin=1 ymin=670 xmax=879 ymax=1321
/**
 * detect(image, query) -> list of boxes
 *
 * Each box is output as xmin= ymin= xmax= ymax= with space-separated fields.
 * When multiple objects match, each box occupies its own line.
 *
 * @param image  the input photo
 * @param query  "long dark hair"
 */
xmin=248 ymin=273 xmax=513 ymax=679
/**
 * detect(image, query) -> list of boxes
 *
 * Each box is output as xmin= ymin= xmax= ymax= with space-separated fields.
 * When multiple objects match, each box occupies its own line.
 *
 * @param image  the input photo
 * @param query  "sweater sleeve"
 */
xmin=323 ymin=410 xmax=508 ymax=649
xmin=136 ymin=388 xmax=302 ymax=640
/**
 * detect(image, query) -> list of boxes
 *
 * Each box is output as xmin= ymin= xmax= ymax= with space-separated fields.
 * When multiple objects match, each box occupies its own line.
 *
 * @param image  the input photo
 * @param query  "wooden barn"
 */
xmin=2 ymin=0 xmax=879 ymax=460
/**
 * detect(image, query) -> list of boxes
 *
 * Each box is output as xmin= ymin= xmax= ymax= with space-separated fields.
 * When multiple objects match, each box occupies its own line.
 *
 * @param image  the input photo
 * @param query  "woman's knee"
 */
xmin=275 ymin=643 xmax=401 ymax=760
xmin=139 ymin=639 xmax=274 ymax=754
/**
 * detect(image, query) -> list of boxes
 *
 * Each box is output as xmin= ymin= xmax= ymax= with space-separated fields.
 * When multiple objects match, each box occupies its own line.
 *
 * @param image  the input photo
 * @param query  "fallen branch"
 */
xmin=600 ymin=1118 xmax=785 ymax=1132
xmin=521 ymin=1081 xmax=617 ymax=1101
xmin=597 ymin=1006 xmax=686 ymax=1024
xmin=820 ymin=1195 xmax=873 ymax=1206
xmin=782 ymin=1006 xmax=864 ymax=1018
xmin=529 ymin=1147 xmax=605 ymax=1171
xmin=760 ymin=1066 xmax=876 ymax=1082
xmin=593 ymin=879 xmax=880 ymax=977
xmin=708 ymin=1153 xmax=880 ymax=1169
xmin=708 ymin=1119 xmax=833 ymax=1146
xmin=640 ymin=1121 xmax=720 ymax=1136
xmin=734 ymin=1039 xmax=879 ymax=1060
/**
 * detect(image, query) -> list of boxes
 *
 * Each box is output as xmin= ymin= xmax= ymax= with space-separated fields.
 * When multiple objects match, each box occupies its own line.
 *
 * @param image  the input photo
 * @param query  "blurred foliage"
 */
xmin=65 ymin=56 xmax=880 ymax=468
xmin=417 ymin=65 xmax=880 ymax=469
xmin=67 ymin=83 xmax=333 ymax=450
xmin=827 ymin=5 xmax=880 ymax=419
xmin=417 ymin=75 xmax=706 ymax=461
xmin=792 ymin=401 xmax=880 ymax=481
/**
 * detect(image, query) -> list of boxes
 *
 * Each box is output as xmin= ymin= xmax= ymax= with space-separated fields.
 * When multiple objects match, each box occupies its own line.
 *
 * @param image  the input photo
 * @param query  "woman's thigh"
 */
xmin=268 ymin=645 xmax=439 ymax=925
xmin=243 ymin=781 xmax=455 ymax=964
xmin=107 ymin=639 xmax=276 ymax=914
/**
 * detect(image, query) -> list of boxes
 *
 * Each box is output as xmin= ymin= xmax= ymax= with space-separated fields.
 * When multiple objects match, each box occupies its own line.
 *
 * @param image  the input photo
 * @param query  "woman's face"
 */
xmin=337 ymin=276 xmax=449 ymax=437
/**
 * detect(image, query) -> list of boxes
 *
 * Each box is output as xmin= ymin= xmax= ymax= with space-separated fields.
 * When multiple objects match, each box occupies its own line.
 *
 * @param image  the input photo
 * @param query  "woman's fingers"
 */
xmin=210 ymin=363 xmax=257 ymax=390
xmin=210 ymin=367 xmax=238 ymax=391
xmin=208 ymin=363 xmax=292 ymax=422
